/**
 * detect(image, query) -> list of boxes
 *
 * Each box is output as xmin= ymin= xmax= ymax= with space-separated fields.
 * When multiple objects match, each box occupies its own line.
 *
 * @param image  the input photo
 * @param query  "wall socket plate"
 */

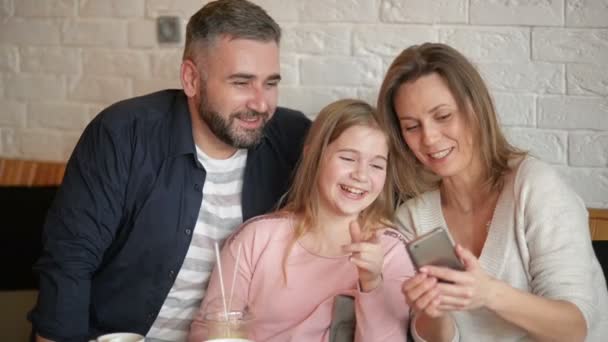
xmin=157 ymin=16 xmax=181 ymax=43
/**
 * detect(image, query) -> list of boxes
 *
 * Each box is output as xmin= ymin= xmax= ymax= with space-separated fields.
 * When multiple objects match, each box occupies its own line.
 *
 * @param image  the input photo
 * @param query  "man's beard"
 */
xmin=198 ymin=89 xmax=270 ymax=149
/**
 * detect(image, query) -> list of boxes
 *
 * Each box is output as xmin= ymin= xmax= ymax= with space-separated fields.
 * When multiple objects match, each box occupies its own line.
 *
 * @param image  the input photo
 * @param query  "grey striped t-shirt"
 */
xmin=146 ymin=147 xmax=247 ymax=341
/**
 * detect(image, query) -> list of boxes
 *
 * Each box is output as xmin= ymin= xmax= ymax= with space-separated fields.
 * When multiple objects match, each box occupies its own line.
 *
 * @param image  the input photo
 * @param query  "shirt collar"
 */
xmin=169 ymin=90 xmax=196 ymax=157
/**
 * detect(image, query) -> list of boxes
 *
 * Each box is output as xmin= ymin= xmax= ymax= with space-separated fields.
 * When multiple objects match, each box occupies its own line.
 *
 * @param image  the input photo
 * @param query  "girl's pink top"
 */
xmin=189 ymin=214 xmax=414 ymax=342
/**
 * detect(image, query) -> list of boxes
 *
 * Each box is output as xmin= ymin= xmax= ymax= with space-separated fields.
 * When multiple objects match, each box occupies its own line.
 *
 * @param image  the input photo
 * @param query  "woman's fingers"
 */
xmin=403 ymin=276 xmax=438 ymax=305
xmin=413 ymin=286 xmax=440 ymax=311
xmin=421 ymin=265 xmax=472 ymax=285
xmin=435 ymin=294 xmax=470 ymax=309
xmin=436 ymin=282 xmax=474 ymax=298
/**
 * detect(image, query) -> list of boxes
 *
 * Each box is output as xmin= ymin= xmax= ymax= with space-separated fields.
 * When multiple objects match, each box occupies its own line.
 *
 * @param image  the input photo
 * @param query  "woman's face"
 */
xmin=393 ymin=73 xmax=478 ymax=179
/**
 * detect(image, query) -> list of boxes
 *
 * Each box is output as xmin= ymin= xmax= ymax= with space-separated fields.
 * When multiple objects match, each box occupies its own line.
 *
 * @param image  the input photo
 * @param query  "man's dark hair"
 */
xmin=183 ymin=0 xmax=281 ymax=60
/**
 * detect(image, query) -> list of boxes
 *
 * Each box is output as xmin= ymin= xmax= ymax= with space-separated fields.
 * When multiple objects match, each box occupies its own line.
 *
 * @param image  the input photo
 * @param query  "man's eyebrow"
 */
xmin=228 ymin=73 xmax=255 ymax=80
xmin=267 ymin=74 xmax=281 ymax=82
xmin=227 ymin=73 xmax=282 ymax=82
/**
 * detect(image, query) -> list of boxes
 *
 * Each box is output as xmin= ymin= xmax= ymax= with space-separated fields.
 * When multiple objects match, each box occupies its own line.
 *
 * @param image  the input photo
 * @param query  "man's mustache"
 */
xmin=232 ymin=110 xmax=269 ymax=120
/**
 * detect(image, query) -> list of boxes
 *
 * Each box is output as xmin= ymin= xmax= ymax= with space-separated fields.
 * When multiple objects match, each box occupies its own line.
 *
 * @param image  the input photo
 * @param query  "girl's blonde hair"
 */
xmin=280 ymin=99 xmax=395 ymax=281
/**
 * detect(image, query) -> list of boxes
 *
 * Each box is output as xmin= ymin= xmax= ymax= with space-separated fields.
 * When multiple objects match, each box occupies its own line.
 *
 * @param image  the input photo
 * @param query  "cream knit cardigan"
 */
xmin=396 ymin=156 xmax=608 ymax=341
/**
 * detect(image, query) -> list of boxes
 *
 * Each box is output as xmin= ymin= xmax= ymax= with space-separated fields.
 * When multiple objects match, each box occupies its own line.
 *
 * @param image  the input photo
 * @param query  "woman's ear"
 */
xmin=180 ymin=59 xmax=199 ymax=98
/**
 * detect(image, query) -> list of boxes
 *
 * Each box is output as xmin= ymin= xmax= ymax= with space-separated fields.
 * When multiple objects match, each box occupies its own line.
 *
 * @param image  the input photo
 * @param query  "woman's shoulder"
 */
xmin=395 ymin=190 xmax=443 ymax=240
xmin=511 ymin=156 xmax=573 ymax=194
xmin=396 ymin=191 xmax=438 ymax=219
xmin=511 ymin=156 xmax=560 ymax=182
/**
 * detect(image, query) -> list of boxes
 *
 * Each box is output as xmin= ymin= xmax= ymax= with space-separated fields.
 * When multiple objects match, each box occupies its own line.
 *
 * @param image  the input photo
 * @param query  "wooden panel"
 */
xmin=0 ymin=159 xmax=66 ymax=186
xmin=590 ymin=208 xmax=608 ymax=241
xmin=1 ymin=158 xmax=607 ymax=240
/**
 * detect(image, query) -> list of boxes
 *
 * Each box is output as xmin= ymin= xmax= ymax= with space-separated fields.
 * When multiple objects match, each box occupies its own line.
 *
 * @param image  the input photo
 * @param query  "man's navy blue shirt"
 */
xmin=29 ymin=90 xmax=310 ymax=341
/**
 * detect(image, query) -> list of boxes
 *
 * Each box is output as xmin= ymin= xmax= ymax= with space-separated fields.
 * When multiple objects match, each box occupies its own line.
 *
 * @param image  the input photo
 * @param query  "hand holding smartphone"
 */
xmin=406 ymin=227 xmax=464 ymax=272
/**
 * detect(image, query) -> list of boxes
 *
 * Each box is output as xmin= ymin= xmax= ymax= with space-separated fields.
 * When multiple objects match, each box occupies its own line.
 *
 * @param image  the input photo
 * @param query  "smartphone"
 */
xmin=406 ymin=227 xmax=464 ymax=272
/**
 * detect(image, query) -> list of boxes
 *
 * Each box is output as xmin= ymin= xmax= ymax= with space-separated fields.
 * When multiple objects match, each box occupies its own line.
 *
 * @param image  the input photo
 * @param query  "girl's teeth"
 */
xmin=341 ymin=185 xmax=364 ymax=195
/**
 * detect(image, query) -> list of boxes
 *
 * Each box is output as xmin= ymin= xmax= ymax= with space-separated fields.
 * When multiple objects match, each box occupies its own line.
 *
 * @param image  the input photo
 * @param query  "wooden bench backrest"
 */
xmin=0 ymin=158 xmax=66 ymax=186
xmin=0 ymin=158 xmax=607 ymax=238
xmin=590 ymin=209 xmax=608 ymax=241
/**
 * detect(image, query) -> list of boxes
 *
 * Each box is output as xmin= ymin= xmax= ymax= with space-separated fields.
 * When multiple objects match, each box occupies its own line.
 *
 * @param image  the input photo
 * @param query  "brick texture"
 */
xmin=0 ymin=0 xmax=605 ymax=207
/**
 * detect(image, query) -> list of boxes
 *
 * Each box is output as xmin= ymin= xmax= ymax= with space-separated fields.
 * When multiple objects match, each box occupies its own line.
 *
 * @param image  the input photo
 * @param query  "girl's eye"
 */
xmin=339 ymin=156 xmax=355 ymax=162
xmin=403 ymin=125 xmax=419 ymax=132
xmin=371 ymin=164 xmax=385 ymax=170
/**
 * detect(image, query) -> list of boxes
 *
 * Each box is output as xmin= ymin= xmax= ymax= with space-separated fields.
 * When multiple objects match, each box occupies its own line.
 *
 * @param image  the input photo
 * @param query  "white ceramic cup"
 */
xmin=96 ymin=332 xmax=145 ymax=342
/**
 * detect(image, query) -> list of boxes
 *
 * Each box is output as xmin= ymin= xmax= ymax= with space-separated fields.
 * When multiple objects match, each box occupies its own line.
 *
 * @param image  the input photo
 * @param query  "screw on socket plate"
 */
xmin=157 ymin=16 xmax=181 ymax=43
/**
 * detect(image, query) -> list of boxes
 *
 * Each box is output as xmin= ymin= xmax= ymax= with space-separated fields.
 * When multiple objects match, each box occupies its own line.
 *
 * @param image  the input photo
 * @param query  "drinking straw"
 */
xmin=214 ymin=241 xmax=229 ymax=320
xmin=228 ymin=243 xmax=242 ymax=312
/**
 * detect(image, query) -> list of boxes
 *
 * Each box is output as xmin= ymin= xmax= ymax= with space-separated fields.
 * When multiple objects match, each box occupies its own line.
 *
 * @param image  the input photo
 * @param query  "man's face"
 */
xmin=197 ymin=37 xmax=281 ymax=149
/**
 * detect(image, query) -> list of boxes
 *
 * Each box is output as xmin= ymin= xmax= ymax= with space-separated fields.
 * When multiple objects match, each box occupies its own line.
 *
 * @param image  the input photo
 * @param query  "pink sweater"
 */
xmin=189 ymin=214 xmax=414 ymax=342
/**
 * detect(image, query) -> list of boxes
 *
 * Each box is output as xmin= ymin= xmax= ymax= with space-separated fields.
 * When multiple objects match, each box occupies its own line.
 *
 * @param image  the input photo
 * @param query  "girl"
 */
xmin=189 ymin=99 xmax=414 ymax=341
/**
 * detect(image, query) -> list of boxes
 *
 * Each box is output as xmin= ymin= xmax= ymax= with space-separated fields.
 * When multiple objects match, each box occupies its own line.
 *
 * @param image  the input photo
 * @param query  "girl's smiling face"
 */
xmin=316 ymin=125 xmax=388 ymax=220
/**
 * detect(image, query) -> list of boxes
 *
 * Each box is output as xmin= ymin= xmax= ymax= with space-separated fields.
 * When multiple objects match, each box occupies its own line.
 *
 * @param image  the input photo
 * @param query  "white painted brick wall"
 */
xmin=470 ymin=0 xmax=563 ymax=26
xmin=493 ymin=93 xmax=536 ymax=127
xmin=0 ymin=0 xmax=606 ymax=208
xmin=477 ymin=62 xmax=565 ymax=93
xmin=20 ymin=47 xmax=81 ymax=74
xmin=380 ymin=0 xmax=467 ymax=24
xmin=533 ymin=28 xmax=608 ymax=63
xmin=79 ymin=0 xmax=145 ymax=18
xmin=0 ymin=0 xmax=13 ymax=17
xmin=353 ymin=25 xmax=437 ymax=57
xmin=570 ymin=132 xmax=608 ymax=167
xmin=503 ymin=127 xmax=568 ymax=165
xmin=567 ymin=0 xmax=608 ymax=27
xmin=0 ymin=46 xmax=18 ymax=72
xmin=439 ymin=27 xmax=530 ymax=62
xmin=15 ymin=0 xmax=77 ymax=17
xmin=0 ymin=100 xmax=25 ymax=127
xmin=282 ymin=25 xmax=350 ymax=55
xmin=568 ymin=64 xmax=608 ymax=96
xmin=538 ymin=96 xmax=608 ymax=130
xmin=62 ymin=20 xmax=129 ymax=47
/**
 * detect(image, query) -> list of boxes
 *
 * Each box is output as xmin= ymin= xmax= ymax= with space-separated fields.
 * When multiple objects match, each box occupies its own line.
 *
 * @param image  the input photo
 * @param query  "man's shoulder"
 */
xmin=93 ymin=89 xmax=184 ymax=128
xmin=264 ymin=107 xmax=311 ymax=143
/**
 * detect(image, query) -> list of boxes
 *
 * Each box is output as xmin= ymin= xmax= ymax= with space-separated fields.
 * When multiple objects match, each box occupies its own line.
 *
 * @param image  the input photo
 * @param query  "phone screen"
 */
xmin=406 ymin=227 xmax=464 ymax=271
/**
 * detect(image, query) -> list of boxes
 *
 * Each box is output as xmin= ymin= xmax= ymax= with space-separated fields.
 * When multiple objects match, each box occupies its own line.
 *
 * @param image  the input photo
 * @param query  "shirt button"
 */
xmin=194 ymin=183 xmax=202 ymax=191
xmin=185 ymin=228 xmax=192 ymax=235
xmin=169 ymin=270 xmax=175 ymax=278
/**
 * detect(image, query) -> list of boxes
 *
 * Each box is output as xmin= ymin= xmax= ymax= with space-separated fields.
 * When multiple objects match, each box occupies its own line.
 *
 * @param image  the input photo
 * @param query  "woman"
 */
xmin=189 ymin=99 xmax=414 ymax=341
xmin=377 ymin=43 xmax=608 ymax=341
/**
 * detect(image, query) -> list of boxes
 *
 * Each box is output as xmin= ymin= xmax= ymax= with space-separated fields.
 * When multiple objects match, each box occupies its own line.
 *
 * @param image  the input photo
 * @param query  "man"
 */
xmin=29 ymin=1 xmax=310 ymax=341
